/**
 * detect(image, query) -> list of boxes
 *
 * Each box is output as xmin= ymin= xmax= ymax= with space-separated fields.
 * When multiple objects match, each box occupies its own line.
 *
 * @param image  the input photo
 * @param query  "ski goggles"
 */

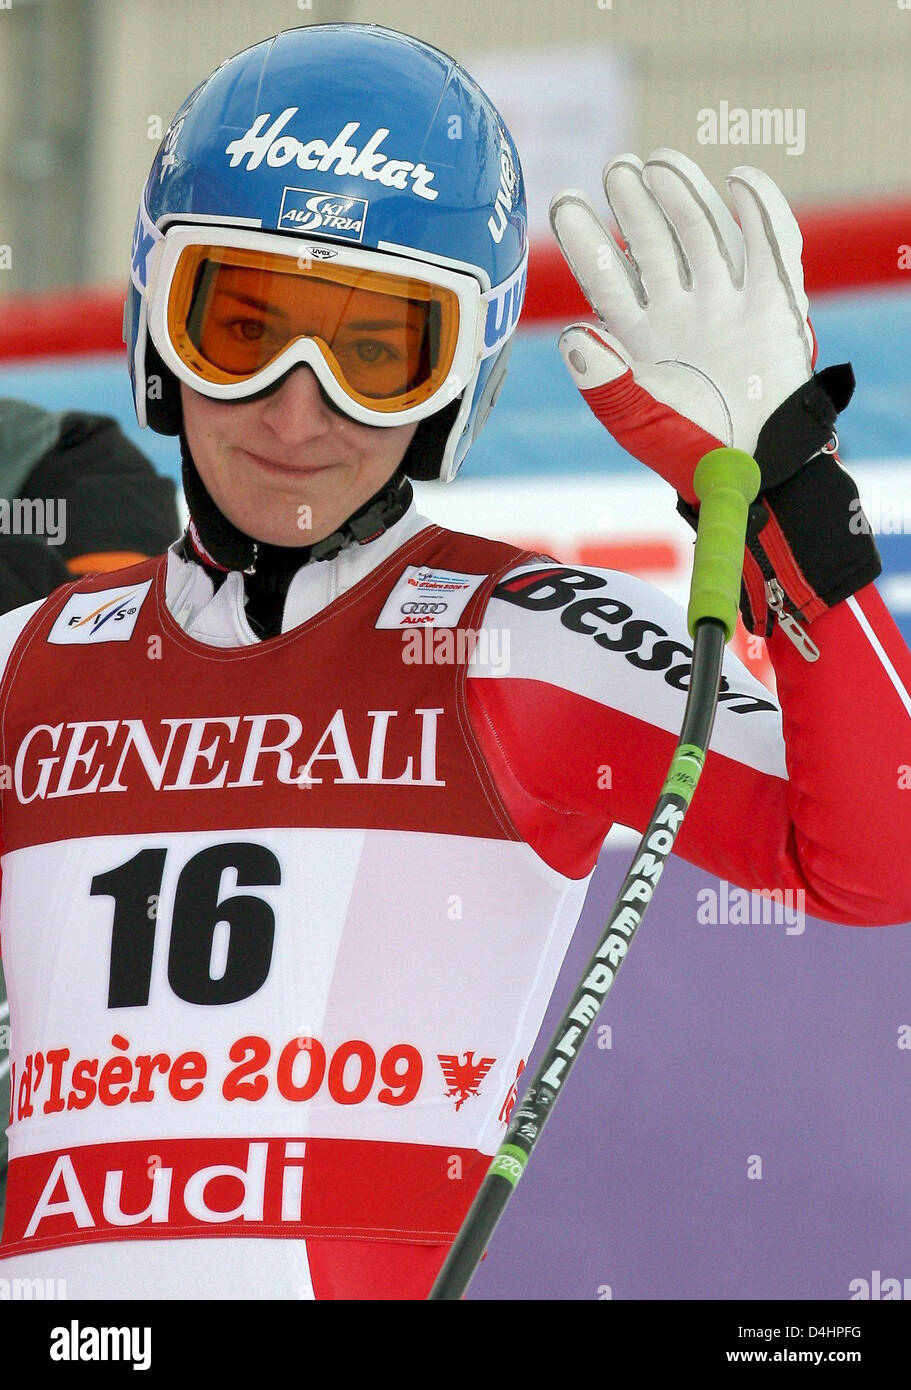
xmin=145 ymin=225 xmax=525 ymax=427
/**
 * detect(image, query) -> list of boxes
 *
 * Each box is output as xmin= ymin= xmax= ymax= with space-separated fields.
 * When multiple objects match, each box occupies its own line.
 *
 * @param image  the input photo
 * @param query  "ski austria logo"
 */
xmin=225 ymin=111 xmax=439 ymax=201
xmin=48 ymin=581 xmax=153 ymax=644
xmin=278 ymin=188 xmax=367 ymax=241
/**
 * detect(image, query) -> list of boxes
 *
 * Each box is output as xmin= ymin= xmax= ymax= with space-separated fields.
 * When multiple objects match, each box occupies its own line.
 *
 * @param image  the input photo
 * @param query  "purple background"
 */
xmin=469 ymin=848 xmax=911 ymax=1300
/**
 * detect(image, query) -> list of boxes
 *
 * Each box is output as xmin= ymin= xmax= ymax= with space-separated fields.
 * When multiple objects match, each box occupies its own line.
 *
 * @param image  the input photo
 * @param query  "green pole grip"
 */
xmin=686 ymin=447 xmax=762 ymax=641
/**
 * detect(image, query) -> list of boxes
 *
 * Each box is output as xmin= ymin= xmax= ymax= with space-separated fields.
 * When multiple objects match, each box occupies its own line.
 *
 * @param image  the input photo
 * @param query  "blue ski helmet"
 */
xmin=125 ymin=23 xmax=528 ymax=482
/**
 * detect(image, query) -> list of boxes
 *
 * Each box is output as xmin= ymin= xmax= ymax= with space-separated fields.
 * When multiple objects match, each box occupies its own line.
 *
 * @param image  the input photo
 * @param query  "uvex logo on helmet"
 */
xmin=225 ymin=110 xmax=439 ymax=201
xmin=488 ymin=133 xmax=520 ymax=244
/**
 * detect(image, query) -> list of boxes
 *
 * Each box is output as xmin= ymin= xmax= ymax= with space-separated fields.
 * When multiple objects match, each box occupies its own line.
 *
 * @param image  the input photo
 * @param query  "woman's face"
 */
xmin=180 ymin=368 xmax=418 ymax=548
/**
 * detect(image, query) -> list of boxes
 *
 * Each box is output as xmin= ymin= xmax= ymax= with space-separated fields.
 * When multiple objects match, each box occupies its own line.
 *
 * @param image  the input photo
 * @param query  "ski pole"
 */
xmin=428 ymin=446 xmax=762 ymax=1301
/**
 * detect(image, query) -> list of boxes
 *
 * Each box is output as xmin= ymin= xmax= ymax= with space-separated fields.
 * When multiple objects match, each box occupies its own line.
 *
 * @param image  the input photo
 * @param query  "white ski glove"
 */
xmin=550 ymin=149 xmax=878 ymax=647
xmin=550 ymin=148 xmax=816 ymax=504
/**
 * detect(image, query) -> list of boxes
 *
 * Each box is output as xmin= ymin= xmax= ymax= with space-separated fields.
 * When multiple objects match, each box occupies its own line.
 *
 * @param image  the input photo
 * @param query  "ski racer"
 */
xmin=0 ymin=24 xmax=908 ymax=1300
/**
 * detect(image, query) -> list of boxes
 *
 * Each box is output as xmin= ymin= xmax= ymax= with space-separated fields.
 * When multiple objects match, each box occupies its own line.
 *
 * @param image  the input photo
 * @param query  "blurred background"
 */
xmin=2 ymin=0 xmax=911 ymax=290
xmin=1 ymin=0 xmax=911 ymax=1301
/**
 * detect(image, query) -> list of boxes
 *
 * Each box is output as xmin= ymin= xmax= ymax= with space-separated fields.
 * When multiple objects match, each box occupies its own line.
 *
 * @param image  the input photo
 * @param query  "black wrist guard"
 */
xmin=676 ymin=364 xmax=881 ymax=649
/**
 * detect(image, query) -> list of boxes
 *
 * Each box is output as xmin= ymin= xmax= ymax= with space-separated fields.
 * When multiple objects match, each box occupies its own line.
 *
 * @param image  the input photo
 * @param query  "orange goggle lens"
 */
xmin=166 ymin=245 xmax=462 ymax=412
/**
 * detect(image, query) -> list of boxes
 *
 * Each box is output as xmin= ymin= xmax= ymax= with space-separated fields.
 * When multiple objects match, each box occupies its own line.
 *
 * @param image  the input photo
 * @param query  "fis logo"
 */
xmin=48 ymin=581 xmax=153 ymax=644
xmin=279 ymin=188 xmax=368 ymax=241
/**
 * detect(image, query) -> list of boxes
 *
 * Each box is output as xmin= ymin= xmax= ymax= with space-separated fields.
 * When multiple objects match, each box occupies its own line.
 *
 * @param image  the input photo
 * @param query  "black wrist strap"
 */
xmin=753 ymin=363 xmax=855 ymax=489
xmin=677 ymin=363 xmax=880 ymax=634
xmin=676 ymin=362 xmax=857 ymax=532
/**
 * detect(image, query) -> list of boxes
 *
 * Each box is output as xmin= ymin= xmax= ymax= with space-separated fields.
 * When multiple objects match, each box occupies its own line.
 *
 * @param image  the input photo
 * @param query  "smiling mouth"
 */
xmin=238 ymin=447 xmax=337 ymax=476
